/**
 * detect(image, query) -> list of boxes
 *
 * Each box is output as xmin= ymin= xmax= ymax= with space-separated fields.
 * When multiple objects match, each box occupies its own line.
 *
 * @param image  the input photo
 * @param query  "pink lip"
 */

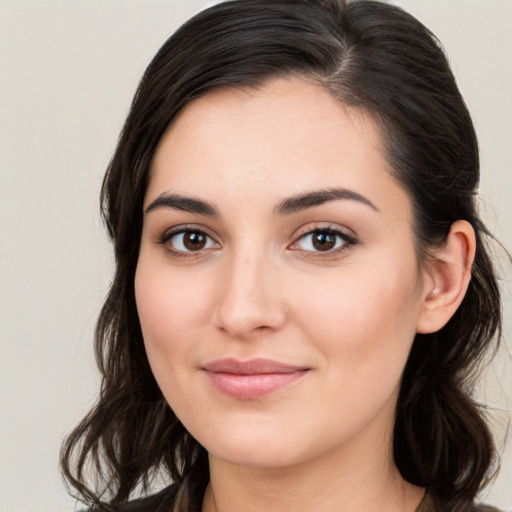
xmin=202 ymin=358 xmax=310 ymax=400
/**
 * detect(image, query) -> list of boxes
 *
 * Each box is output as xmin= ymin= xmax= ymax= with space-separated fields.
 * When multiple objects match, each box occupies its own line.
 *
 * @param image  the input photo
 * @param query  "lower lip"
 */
xmin=204 ymin=371 xmax=308 ymax=400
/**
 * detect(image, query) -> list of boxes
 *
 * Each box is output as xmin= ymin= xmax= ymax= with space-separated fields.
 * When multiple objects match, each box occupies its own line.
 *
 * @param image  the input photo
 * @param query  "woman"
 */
xmin=61 ymin=1 xmax=506 ymax=511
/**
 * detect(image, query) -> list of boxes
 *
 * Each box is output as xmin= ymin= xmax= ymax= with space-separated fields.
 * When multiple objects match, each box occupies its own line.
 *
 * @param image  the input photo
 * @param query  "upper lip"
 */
xmin=202 ymin=358 xmax=309 ymax=375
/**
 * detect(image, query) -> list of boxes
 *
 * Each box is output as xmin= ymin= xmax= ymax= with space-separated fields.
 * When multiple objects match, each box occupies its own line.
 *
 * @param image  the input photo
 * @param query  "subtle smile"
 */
xmin=202 ymin=358 xmax=310 ymax=400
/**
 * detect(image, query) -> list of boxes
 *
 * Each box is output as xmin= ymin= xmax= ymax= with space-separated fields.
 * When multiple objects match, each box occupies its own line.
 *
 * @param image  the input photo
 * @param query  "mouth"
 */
xmin=201 ymin=358 xmax=310 ymax=400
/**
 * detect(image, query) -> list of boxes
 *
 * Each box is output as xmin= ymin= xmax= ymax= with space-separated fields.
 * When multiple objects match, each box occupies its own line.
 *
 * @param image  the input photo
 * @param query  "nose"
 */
xmin=213 ymin=252 xmax=287 ymax=340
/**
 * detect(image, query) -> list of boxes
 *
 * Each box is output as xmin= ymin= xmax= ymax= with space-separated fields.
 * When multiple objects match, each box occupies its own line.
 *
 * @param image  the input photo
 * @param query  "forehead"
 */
xmin=147 ymin=77 xmax=409 ymax=224
xmin=158 ymin=78 xmax=383 ymax=159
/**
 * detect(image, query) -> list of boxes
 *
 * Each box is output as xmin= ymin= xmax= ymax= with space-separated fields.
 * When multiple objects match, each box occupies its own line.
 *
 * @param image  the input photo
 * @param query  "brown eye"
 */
xmin=312 ymin=231 xmax=336 ymax=251
xmin=292 ymin=227 xmax=356 ymax=254
xmin=183 ymin=231 xmax=207 ymax=250
xmin=162 ymin=229 xmax=218 ymax=253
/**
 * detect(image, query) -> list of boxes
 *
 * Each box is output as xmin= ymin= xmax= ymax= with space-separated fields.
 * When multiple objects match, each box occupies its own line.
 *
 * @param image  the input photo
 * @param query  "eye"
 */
xmin=290 ymin=227 xmax=357 ymax=254
xmin=159 ymin=227 xmax=219 ymax=254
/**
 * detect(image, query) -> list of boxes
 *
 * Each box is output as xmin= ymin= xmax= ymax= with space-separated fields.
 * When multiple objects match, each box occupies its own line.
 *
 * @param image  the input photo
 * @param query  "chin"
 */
xmin=191 ymin=421 xmax=307 ymax=469
xmin=208 ymin=442 xmax=302 ymax=469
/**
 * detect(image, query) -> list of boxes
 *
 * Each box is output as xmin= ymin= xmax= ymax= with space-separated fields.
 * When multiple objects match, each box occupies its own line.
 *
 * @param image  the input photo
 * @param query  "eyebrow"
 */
xmin=144 ymin=187 xmax=379 ymax=217
xmin=145 ymin=193 xmax=219 ymax=217
xmin=274 ymin=187 xmax=379 ymax=216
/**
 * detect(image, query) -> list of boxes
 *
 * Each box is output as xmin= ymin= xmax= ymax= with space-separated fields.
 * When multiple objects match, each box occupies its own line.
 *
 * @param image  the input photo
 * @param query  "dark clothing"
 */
xmin=416 ymin=493 xmax=503 ymax=512
xmin=111 ymin=477 xmax=504 ymax=512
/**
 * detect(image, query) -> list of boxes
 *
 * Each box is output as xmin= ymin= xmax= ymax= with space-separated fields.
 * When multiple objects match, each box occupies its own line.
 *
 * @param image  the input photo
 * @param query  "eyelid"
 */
xmin=288 ymin=223 xmax=359 ymax=255
xmin=155 ymin=222 xmax=358 ymax=258
xmin=157 ymin=224 xmax=221 ymax=256
xmin=158 ymin=224 xmax=213 ymax=241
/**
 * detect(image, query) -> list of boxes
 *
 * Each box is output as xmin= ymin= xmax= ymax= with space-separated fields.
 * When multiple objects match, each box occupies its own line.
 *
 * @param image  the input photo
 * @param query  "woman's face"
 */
xmin=135 ymin=77 xmax=429 ymax=469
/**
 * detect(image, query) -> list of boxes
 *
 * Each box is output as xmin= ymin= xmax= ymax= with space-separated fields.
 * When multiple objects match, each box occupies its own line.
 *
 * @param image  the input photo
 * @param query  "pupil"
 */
xmin=184 ymin=232 xmax=206 ymax=250
xmin=313 ymin=232 xmax=335 ymax=251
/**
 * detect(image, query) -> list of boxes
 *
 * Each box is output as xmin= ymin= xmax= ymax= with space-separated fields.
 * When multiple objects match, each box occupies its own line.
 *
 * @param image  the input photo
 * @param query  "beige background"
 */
xmin=0 ymin=1 xmax=510 ymax=511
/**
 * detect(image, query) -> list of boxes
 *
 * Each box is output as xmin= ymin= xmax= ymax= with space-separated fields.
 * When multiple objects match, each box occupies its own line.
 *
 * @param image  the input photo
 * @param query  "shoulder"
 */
xmin=82 ymin=484 xmax=182 ymax=512
xmin=81 ymin=468 xmax=208 ymax=512
xmin=122 ymin=484 xmax=180 ymax=511
xmin=420 ymin=493 xmax=506 ymax=512
xmin=468 ymin=505 xmax=505 ymax=512
xmin=84 ymin=478 xmax=204 ymax=512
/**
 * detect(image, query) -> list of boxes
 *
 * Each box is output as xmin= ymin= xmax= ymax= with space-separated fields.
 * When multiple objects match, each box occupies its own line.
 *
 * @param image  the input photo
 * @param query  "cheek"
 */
xmin=294 ymin=256 xmax=422 ymax=378
xmin=134 ymin=258 xmax=217 ymax=426
xmin=134 ymin=255 xmax=211 ymax=388
xmin=135 ymin=253 xmax=210 ymax=337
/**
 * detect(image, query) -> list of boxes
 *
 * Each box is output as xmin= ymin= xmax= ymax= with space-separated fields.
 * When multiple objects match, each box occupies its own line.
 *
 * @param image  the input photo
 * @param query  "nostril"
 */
xmin=254 ymin=325 xmax=273 ymax=335
xmin=216 ymin=322 xmax=275 ymax=340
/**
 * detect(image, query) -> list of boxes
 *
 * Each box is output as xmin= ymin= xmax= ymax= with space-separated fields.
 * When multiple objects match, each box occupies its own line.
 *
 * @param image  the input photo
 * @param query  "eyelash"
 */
xmin=157 ymin=224 xmax=358 ymax=258
xmin=290 ymin=225 xmax=358 ymax=257
xmin=158 ymin=224 xmax=219 ymax=258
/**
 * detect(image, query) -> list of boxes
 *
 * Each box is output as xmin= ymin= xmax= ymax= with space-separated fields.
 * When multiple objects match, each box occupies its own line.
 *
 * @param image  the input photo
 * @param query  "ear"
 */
xmin=416 ymin=220 xmax=476 ymax=334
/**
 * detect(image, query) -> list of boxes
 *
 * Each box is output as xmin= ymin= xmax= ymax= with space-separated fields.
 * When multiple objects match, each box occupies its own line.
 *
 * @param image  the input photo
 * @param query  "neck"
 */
xmin=201 ymin=416 xmax=424 ymax=512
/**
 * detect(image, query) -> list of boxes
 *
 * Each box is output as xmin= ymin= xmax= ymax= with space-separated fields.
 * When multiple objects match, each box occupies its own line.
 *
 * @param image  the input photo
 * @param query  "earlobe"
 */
xmin=416 ymin=220 xmax=476 ymax=334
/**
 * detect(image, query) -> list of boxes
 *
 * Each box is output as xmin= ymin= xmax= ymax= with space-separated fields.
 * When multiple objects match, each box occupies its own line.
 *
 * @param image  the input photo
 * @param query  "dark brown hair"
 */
xmin=61 ymin=0 xmax=503 ymax=509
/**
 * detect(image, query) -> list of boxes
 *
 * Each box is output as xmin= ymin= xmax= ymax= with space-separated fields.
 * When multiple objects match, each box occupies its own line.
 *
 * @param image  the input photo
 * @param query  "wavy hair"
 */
xmin=61 ymin=0 xmax=503 ymax=509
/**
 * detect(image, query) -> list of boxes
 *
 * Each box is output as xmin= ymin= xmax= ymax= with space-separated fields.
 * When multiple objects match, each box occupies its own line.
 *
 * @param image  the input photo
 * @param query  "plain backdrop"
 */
xmin=0 ymin=1 xmax=510 ymax=511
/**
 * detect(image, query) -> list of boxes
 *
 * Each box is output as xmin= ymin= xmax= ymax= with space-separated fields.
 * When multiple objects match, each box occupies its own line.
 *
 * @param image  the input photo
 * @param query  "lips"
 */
xmin=202 ymin=358 xmax=310 ymax=400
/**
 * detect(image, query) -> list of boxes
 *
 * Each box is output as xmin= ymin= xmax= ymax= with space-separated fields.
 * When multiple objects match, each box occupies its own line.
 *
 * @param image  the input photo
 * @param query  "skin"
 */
xmin=135 ymin=77 xmax=475 ymax=512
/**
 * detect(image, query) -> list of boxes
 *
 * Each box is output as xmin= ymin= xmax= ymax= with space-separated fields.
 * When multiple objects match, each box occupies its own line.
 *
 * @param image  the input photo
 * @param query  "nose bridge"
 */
xmin=214 ymin=243 xmax=285 ymax=338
